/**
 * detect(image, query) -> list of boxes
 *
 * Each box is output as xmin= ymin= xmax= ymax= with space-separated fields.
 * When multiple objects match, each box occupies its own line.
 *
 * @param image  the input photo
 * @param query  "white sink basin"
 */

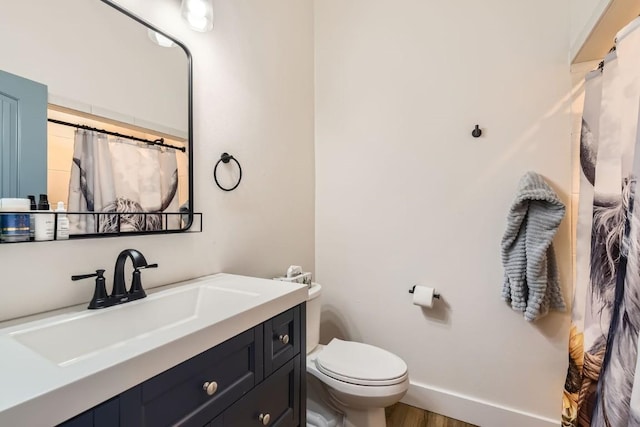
xmin=10 ymin=285 xmax=259 ymax=366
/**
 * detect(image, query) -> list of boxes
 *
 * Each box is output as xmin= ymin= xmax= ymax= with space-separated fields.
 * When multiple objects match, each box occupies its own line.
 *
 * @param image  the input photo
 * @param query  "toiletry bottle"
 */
xmin=28 ymin=195 xmax=36 ymax=240
xmin=55 ymin=201 xmax=70 ymax=240
xmin=0 ymin=198 xmax=31 ymax=243
xmin=35 ymin=194 xmax=55 ymax=241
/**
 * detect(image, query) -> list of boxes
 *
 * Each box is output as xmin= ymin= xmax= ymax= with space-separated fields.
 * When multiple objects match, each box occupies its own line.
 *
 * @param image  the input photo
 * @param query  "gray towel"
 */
xmin=501 ymin=172 xmax=566 ymax=321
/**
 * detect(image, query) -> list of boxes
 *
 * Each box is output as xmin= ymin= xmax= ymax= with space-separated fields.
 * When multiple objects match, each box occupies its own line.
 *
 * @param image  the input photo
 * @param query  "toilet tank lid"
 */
xmin=316 ymin=338 xmax=407 ymax=382
xmin=307 ymin=282 xmax=321 ymax=301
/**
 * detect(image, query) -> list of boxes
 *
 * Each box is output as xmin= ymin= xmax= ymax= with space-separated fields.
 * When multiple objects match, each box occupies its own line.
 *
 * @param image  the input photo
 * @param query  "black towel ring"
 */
xmin=213 ymin=152 xmax=242 ymax=192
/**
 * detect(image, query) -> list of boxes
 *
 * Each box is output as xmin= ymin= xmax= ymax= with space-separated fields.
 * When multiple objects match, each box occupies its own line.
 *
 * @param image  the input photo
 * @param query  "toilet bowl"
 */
xmin=306 ymin=283 xmax=409 ymax=427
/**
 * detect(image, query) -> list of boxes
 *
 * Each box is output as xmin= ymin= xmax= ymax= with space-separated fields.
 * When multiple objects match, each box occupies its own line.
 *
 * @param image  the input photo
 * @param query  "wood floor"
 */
xmin=385 ymin=403 xmax=478 ymax=427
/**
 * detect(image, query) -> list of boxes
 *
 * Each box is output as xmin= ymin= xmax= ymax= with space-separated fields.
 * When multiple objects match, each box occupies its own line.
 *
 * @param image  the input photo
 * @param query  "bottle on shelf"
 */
xmin=35 ymin=194 xmax=55 ymax=241
xmin=0 ymin=198 xmax=31 ymax=243
xmin=28 ymin=195 xmax=36 ymax=241
xmin=55 ymin=201 xmax=70 ymax=240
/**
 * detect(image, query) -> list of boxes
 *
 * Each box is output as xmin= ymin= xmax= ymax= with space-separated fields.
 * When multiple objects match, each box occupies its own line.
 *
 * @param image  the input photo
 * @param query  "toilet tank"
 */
xmin=306 ymin=282 xmax=322 ymax=354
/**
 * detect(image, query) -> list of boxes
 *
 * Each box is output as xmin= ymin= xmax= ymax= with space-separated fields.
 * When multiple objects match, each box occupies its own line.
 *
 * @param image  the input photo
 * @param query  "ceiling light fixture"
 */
xmin=181 ymin=0 xmax=214 ymax=32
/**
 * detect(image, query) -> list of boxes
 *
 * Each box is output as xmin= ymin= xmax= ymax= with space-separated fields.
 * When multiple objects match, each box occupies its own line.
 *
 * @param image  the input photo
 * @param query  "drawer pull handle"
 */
xmin=202 ymin=381 xmax=218 ymax=396
xmin=259 ymin=413 xmax=271 ymax=425
xmin=278 ymin=334 xmax=290 ymax=344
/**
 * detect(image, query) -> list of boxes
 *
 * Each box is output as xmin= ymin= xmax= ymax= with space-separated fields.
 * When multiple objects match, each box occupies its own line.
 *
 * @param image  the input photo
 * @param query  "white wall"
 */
xmin=0 ymin=0 xmax=315 ymax=322
xmin=314 ymin=1 xmax=572 ymax=426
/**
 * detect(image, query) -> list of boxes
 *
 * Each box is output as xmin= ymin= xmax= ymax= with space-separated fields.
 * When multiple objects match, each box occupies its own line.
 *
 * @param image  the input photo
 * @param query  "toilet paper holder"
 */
xmin=408 ymin=285 xmax=440 ymax=299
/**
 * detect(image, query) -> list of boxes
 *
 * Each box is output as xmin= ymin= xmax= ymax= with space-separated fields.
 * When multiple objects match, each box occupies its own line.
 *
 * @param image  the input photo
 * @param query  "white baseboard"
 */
xmin=401 ymin=381 xmax=560 ymax=427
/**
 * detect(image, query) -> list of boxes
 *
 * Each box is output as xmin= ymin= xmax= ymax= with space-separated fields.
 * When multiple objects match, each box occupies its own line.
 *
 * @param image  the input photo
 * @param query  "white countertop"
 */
xmin=0 ymin=273 xmax=307 ymax=426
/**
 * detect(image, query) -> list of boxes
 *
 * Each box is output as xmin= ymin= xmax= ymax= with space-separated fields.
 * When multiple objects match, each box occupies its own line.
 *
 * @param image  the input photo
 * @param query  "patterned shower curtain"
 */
xmin=563 ymin=17 xmax=640 ymax=427
xmin=68 ymin=130 xmax=179 ymax=234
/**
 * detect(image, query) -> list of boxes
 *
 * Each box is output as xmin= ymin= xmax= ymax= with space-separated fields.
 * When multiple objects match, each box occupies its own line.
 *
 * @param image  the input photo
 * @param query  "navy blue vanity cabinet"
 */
xmin=202 ymin=416 xmax=223 ymax=427
xmin=58 ymin=397 xmax=120 ymax=427
xmin=57 ymin=303 xmax=305 ymax=427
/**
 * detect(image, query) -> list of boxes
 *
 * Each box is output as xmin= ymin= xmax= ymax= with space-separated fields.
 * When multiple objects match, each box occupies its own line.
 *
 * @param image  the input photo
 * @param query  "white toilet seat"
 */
xmin=315 ymin=339 xmax=408 ymax=386
xmin=308 ymin=356 xmax=409 ymax=400
xmin=307 ymin=341 xmax=410 ymax=401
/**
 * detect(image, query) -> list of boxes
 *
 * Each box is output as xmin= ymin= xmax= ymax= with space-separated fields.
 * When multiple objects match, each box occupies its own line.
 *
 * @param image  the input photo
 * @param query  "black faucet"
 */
xmin=112 ymin=249 xmax=156 ymax=303
xmin=72 ymin=249 xmax=157 ymax=309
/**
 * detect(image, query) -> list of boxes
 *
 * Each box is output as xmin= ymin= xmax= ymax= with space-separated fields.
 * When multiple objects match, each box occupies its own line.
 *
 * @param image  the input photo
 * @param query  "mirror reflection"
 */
xmin=0 ymin=0 xmax=191 ymax=238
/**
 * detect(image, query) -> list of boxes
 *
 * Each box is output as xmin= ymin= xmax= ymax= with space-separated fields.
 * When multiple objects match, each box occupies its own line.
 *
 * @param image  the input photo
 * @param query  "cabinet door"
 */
xmin=223 ymin=356 xmax=300 ymax=427
xmin=264 ymin=306 xmax=300 ymax=376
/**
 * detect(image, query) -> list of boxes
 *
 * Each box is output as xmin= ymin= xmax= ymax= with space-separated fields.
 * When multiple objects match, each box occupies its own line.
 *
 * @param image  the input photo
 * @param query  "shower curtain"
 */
xmin=68 ymin=130 xmax=179 ymax=234
xmin=563 ymin=17 xmax=640 ymax=427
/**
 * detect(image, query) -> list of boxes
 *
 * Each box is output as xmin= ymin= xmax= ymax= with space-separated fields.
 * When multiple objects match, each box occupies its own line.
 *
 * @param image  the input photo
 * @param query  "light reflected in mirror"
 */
xmin=0 ymin=0 xmax=191 ymax=238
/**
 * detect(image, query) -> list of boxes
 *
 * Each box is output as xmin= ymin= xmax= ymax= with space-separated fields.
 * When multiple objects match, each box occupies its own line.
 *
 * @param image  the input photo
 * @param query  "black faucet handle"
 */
xmin=128 ymin=262 xmax=157 ymax=301
xmin=71 ymin=269 xmax=106 ymax=281
xmin=128 ymin=263 xmax=157 ymax=301
xmin=138 ymin=263 xmax=158 ymax=270
xmin=71 ymin=269 xmax=109 ymax=309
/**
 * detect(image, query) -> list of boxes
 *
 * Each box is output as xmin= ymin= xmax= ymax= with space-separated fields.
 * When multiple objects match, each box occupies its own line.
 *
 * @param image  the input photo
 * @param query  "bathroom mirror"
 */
xmin=0 ymin=0 xmax=193 ymax=238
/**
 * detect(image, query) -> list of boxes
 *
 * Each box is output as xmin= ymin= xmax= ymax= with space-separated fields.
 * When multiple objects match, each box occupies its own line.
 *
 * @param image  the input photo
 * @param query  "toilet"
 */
xmin=306 ymin=283 xmax=409 ymax=427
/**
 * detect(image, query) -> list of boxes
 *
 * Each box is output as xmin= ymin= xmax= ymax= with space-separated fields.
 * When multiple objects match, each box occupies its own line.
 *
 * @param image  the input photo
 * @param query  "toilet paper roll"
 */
xmin=412 ymin=285 xmax=436 ymax=308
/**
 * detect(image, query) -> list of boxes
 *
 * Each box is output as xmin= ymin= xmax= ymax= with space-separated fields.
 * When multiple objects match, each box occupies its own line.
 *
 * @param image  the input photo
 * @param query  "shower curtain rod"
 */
xmin=47 ymin=118 xmax=187 ymax=152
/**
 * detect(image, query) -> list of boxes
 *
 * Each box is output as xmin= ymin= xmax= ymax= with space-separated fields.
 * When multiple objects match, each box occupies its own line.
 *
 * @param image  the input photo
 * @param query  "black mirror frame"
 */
xmin=65 ymin=0 xmax=196 ymax=238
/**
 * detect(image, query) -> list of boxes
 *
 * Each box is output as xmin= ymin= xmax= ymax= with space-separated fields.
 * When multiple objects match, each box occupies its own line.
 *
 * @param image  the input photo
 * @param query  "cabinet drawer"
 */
xmin=223 ymin=356 xmax=300 ymax=427
xmin=264 ymin=306 xmax=300 ymax=376
xmin=121 ymin=326 xmax=263 ymax=427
